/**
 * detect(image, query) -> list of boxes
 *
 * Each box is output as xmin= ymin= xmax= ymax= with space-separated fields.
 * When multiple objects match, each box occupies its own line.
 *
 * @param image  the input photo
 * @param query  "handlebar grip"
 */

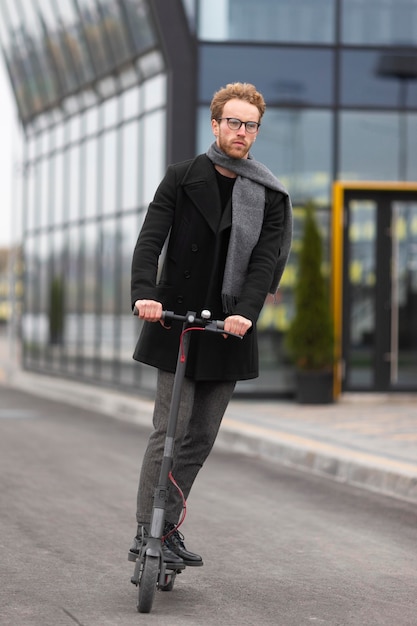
xmin=161 ymin=310 xmax=185 ymax=323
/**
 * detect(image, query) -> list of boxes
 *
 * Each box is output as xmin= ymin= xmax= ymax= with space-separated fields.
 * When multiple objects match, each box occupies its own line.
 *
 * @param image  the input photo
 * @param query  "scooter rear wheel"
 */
xmin=137 ymin=555 xmax=159 ymax=613
xmin=159 ymin=571 xmax=176 ymax=592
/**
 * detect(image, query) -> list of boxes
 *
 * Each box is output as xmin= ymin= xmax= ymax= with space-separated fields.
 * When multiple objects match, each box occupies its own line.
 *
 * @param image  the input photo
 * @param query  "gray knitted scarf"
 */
xmin=206 ymin=142 xmax=292 ymax=314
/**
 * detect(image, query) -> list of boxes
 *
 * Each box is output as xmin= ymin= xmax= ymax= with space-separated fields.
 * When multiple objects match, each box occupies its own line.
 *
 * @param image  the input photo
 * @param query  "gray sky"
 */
xmin=0 ymin=60 xmax=18 ymax=247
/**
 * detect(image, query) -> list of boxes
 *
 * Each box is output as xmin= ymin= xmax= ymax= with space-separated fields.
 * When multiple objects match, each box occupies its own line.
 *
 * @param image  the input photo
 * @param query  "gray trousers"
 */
xmin=136 ymin=369 xmax=236 ymax=526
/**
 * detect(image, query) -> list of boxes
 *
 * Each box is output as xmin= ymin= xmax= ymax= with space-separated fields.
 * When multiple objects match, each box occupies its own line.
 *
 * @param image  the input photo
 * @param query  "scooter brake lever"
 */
xmin=204 ymin=321 xmax=242 ymax=339
xmin=222 ymin=330 xmax=243 ymax=339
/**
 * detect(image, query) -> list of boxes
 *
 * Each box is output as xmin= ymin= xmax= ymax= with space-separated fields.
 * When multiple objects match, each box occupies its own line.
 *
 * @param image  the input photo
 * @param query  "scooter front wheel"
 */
xmin=137 ymin=555 xmax=159 ymax=613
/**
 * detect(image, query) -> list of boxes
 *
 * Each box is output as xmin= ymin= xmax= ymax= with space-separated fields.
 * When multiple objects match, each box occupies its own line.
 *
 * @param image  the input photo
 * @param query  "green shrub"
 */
xmin=285 ymin=204 xmax=334 ymax=370
xmin=49 ymin=276 xmax=65 ymax=345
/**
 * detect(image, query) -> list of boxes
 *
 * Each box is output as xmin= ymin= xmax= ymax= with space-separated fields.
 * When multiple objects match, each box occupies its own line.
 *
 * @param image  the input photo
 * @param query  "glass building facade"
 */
xmin=1 ymin=0 xmax=417 ymax=396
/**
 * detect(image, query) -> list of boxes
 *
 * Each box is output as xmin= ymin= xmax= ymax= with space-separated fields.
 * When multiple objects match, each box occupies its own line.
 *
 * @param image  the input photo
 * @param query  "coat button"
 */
xmin=177 ymin=296 xmax=183 ymax=303
xmin=184 ymin=270 xmax=191 ymax=279
xmin=191 ymin=243 xmax=198 ymax=252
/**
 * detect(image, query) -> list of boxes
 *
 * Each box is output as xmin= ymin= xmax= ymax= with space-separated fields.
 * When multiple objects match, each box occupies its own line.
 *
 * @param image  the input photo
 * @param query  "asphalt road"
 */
xmin=1 ymin=386 xmax=416 ymax=626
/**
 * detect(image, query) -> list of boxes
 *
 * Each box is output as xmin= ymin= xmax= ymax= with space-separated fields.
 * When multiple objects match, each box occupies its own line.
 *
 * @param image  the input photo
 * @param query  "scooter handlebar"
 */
xmin=133 ymin=307 xmax=241 ymax=337
xmin=162 ymin=310 xmax=225 ymax=331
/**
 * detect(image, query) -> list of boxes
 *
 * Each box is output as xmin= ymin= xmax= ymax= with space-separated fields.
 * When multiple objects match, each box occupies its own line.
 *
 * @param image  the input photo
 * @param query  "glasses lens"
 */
xmin=245 ymin=122 xmax=259 ymax=134
xmin=227 ymin=118 xmax=241 ymax=130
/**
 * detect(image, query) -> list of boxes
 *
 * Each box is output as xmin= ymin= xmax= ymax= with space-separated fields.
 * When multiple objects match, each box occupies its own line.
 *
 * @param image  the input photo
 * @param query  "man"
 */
xmin=129 ymin=82 xmax=292 ymax=567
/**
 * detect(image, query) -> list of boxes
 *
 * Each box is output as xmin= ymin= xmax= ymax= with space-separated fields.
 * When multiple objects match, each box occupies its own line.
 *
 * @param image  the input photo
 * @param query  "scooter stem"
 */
xmin=149 ymin=313 xmax=194 ymax=540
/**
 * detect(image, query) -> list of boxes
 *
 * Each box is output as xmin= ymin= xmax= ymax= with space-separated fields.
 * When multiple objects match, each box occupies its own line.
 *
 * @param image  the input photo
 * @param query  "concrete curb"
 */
xmin=216 ymin=422 xmax=417 ymax=505
xmin=4 ymin=368 xmax=417 ymax=506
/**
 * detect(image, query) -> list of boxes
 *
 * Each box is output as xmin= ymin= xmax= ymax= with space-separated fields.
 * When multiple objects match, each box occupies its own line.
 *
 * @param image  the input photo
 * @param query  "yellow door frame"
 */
xmin=331 ymin=181 xmax=417 ymax=398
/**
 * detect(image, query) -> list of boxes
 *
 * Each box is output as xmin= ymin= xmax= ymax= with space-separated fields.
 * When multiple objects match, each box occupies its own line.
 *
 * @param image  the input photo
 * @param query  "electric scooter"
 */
xmin=130 ymin=308 xmax=241 ymax=613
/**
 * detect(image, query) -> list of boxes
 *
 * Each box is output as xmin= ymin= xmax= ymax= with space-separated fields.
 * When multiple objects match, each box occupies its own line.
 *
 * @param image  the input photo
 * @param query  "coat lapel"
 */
xmin=181 ymin=155 xmax=223 ymax=233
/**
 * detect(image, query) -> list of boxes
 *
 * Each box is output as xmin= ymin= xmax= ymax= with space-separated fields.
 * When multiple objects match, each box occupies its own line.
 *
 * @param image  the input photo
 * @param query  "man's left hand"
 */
xmin=223 ymin=315 xmax=252 ymax=338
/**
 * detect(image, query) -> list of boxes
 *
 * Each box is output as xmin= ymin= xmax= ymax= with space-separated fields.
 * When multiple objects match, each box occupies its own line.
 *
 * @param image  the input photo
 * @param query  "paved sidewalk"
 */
xmin=1 ymin=327 xmax=416 ymax=504
xmin=1 ymin=352 xmax=416 ymax=505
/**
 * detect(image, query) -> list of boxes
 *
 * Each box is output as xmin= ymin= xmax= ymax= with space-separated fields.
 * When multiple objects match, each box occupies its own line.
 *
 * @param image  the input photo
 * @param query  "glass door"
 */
xmin=390 ymin=201 xmax=417 ymax=387
xmin=342 ymin=190 xmax=417 ymax=391
xmin=344 ymin=197 xmax=378 ymax=389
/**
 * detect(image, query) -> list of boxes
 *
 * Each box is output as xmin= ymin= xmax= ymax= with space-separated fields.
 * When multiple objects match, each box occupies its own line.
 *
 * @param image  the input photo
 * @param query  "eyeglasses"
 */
xmin=217 ymin=117 xmax=260 ymax=134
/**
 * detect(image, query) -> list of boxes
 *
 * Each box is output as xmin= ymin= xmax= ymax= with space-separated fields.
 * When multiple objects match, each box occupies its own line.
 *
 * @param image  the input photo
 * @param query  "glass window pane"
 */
xmin=122 ymin=0 xmax=157 ymax=54
xmin=98 ymin=218 xmax=117 ymax=378
xmin=39 ymin=157 xmax=50 ymax=228
xmin=52 ymin=0 xmax=96 ymax=83
xmin=100 ymin=219 xmax=117 ymax=313
xmin=142 ymin=110 xmax=166 ymax=206
xmin=120 ymin=213 xmax=138 ymax=314
xmin=85 ymin=105 xmax=99 ymax=135
xmin=120 ymin=213 xmax=140 ymax=376
xmin=26 ymin=161 xmax=37 ymax=231
xmin=341 ymin=50 xmax=417 ymax=108
xmin=68 ymin=144 xmax=80 ymax=221
xmin=102 ymin=130 xmax=117 ymax=214
xmin=119 ymin=64 xmax=140 ymax=92
xmin=198 ymin=0 xmax=335 ymax=43
xmin=199 ymin=45 xmax=334 ymax=107
xmin=122 ymin=85 xmax=139 ymax=118
xmin=339 ymin=111 xmax=417 ymax=181
xmin=259 ymin=109 xmax=333 ymax=205
xmin=96 ymin=74 xmax=118 ymax=99
xmin=16 ymin=0 xmax=61 ymax=105
xmin=121 ymin=120 xmax=139 ymax=210
xmin=37 ymin=0 xmax=80 ymax=94
xmin=31 ymin=161 xmax=43 ymax=230
xmin=76 ymin=0 xmax=114 ymax=75
xmin=143 ymin=74 xmax=167 ymax=111
xmin=102 ymin=95 xmax=119 ymax=128
xmin=405 ymin=114 xmax=417 ymax=179
xmin=84 ymin=138 xmax=98 ymax=218
xmin=96 ymin=0 xmax=133 ymax=64
xmin=392 ymin=202 xmax=417 ymax=387
xmin=53 ymin=150 xmax=64 ymax=225
xmin=64 ymin=225 xmax=81 ymax=371
xmin=22 ymin=236 xmax=36 ymax=357
xmin=136 ymin=49 xmax=165 ymax=79
xmin=0 ymin=51 xmax=31 ymax=121
xmin=83 ymin=221 xmax=98 ymax=316
xmin=38 ymin=231 xmax=50 ymax=355
xmin=342 ymin=0 xmax=417 ymax=46
xmin=81 ymin=222 xmax=98 ymax=375
xmin=68 ymin=113 xmax=82 ymax=143
xmin=54 ymin=121 xmax=65 ymax=150
xmin=64 ymin=225 xmax=79 ymax=313
xmin=346 ymin=199 xmax=377 ymax=388
xmin=1 ymin=1 xmax=52 ymax=118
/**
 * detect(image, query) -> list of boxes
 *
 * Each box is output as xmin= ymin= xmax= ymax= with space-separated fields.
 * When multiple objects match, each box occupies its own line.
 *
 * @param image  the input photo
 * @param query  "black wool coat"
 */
xmin=131 ymin=154 xmax=289 ymax=381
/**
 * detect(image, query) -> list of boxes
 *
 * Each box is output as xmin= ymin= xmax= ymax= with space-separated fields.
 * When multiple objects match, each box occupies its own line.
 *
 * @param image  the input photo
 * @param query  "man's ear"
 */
xmin=211 ymin=118 xmax=219 ymax=136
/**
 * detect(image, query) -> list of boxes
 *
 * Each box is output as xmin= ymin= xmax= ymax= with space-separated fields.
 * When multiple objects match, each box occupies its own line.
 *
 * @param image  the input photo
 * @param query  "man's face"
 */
xmin=211 ymin=98 xmax=260 ymax=159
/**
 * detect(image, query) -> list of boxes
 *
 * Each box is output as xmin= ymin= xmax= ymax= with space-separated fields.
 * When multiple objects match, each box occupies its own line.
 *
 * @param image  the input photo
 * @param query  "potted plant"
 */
xmin=285 ymin=203 xmax=335 ymax=404
xmin=48 ymin=275 xmax=65 ymax=346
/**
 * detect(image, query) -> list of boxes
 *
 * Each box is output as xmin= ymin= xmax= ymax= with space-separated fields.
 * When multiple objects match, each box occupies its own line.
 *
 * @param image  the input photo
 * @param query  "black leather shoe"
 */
xmin=163 ymin=523 xmax=204 ymax=567
xmin=128 ymin=533 xmax=185 ymax=568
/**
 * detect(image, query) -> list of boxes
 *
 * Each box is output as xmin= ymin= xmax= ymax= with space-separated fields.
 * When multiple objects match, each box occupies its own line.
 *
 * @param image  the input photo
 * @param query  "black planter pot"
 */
xmin=295 ymin=369 xmax=334 ymax=404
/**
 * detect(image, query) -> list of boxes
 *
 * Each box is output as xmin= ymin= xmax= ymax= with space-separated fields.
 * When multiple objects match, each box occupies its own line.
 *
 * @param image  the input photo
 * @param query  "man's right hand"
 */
xmin=134 ymin=299 xmax=163 ymax=322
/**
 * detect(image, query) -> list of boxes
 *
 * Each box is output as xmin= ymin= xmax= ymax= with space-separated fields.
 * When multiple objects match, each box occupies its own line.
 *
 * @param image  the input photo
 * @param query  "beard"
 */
xmin=217 ymin=134 xmax=251 ymax=159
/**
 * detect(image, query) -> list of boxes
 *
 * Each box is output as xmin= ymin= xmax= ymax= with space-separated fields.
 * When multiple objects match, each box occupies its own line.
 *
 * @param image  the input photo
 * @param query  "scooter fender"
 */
xmin=145 ymin=538 xmax=161 ymax=559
